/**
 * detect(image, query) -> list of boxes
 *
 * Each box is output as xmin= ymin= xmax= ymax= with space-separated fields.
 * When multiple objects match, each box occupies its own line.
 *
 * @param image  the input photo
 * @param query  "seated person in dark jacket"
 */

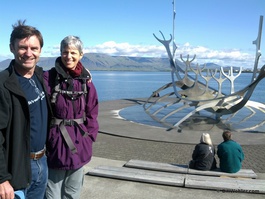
xmin=189 ymin=133 xmax=217 ymax=170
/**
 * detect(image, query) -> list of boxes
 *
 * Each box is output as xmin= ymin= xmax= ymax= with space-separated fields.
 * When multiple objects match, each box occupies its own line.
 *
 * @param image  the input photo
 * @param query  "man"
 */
xmin=0 ymin=20 xmax=51 ymax=199
xmin=217 ymin=130 xmax=244 ymax=173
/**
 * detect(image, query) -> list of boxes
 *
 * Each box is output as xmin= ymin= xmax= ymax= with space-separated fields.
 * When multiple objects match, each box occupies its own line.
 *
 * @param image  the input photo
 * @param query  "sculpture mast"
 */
xmin=172 ymin=0 xmax=177 ymax=60
xmin=252 ymin=15 xmax=263 ymax=82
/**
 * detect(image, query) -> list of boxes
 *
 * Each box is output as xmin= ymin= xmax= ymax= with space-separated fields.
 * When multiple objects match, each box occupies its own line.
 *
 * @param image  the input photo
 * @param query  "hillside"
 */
xmin=0 ymin=53 xmax=175 ymax=71
xmin=1 ymin=53 xmax=253 ymax=72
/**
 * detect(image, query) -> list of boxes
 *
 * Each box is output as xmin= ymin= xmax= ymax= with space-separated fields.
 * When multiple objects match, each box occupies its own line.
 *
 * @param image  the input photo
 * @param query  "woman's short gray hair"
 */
xmin=200 ymin=133 xmax=213 ymax=146
xmin=60 ymin=35 xmax=83 ymax=54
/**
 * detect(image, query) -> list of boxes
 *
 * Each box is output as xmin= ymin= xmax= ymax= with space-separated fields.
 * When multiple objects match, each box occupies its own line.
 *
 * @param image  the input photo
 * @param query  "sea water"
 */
xmin=92 ymin=71 xmax=264 ymax=103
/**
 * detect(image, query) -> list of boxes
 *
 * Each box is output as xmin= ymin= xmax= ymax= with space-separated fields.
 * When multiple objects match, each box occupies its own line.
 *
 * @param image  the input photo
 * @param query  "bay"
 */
xmin=92 ymin=71 xmax=265 ymax=103
xmin=92 ymin=71 xmax=171 ymax=102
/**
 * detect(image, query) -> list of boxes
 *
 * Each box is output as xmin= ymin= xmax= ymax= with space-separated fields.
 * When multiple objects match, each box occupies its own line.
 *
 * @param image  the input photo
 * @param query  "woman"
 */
xmin=43 ymin=36 xmax=99 ymax=199
xmin=189 ymin=133 xmax=217 ymax=171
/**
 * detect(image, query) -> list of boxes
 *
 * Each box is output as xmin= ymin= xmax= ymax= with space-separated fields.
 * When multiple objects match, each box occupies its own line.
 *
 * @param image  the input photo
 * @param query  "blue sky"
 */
xmin=0 ymin=0 xmax=264 ymax=69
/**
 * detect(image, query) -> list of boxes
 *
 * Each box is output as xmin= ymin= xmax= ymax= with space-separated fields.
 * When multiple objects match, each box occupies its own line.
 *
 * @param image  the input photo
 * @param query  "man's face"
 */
xmin=10 ymin=35 xmax=42 ymax=71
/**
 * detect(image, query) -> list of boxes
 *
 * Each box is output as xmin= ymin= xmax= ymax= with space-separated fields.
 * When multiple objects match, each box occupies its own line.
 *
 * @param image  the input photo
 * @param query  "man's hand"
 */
xmin=0 ymin=181 xmax=14 ymax=199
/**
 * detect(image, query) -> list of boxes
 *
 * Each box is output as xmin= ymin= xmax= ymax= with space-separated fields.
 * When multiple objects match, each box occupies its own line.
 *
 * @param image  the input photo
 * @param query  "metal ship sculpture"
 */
xmin=143 ymin=2 xmax=264 ymax=132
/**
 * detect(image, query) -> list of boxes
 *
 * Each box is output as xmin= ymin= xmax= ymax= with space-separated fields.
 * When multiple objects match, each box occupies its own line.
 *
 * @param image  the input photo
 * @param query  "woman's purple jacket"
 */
xmin=43 ymin=59 xmax=99 ymax=170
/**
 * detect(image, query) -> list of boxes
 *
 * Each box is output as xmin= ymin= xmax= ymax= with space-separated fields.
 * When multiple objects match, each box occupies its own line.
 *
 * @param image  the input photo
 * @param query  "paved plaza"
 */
xmin=81 ymin=99 xmax=265 ymax=199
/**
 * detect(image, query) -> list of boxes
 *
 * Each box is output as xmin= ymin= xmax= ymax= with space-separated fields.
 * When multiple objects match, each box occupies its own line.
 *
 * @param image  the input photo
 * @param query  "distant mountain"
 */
xmin=202 ymin=62 xmax=222 ymax=69
xmin=0 ymin=59 xmax=12 ymax=70
xmin=1 ymin=53 xmax=255 ymax=72
xmin=0 ymin=53 xmax=185 ymax=71
xmin=78 ymin=53 xmax=171 ymax=71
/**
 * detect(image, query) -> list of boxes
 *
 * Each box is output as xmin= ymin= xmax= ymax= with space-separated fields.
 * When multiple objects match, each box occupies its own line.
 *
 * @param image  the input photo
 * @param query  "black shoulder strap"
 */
xmin=51 ymin=72 xmax=61 ymax=104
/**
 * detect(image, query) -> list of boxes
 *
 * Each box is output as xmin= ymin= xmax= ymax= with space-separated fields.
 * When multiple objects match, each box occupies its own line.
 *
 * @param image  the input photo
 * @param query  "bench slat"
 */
xmin=185 ymin=175 xmax=265 ymax=194
xmin=124 ymin=159 xmax=257 ymax=178
xmin=88 ymin=165 xmax=265 ymax=194
xmin=88 ymin=165 xmax=185 ymax=186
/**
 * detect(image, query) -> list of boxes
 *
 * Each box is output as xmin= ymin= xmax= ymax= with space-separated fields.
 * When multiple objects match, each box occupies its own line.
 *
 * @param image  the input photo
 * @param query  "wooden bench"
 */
xmin=124 ymin=159 xmax=258 ymax=179
xmin=185 ymin=175 xmax=265 ymax=194
xmin=88 ymin=165 xmax=185 ymax=187
xmin=88 ymin=165 xmax=265 ymax=194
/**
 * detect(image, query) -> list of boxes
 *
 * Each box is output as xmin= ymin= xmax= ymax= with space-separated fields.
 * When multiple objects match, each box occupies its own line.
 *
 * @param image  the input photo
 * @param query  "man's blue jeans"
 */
xmin=25 ymin=155 xmax=48 ymax=199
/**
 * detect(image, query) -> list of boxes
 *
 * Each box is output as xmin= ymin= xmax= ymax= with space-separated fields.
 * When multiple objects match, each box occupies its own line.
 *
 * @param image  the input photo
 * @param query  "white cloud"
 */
xmin=42 ymin=45 xmax=60 ymax=57
xmin=84 ymin=41 xmax=167 ymax=58
xmin=1 ymin=41 xmax=264 ymax=69
xmin=173 ymin=44 xmax=262 ymax=68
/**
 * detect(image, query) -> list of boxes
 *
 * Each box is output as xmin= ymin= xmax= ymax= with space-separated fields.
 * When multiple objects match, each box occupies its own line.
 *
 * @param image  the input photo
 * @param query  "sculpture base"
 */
xmin=99 ymin=99 xmax=265 ymax=145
